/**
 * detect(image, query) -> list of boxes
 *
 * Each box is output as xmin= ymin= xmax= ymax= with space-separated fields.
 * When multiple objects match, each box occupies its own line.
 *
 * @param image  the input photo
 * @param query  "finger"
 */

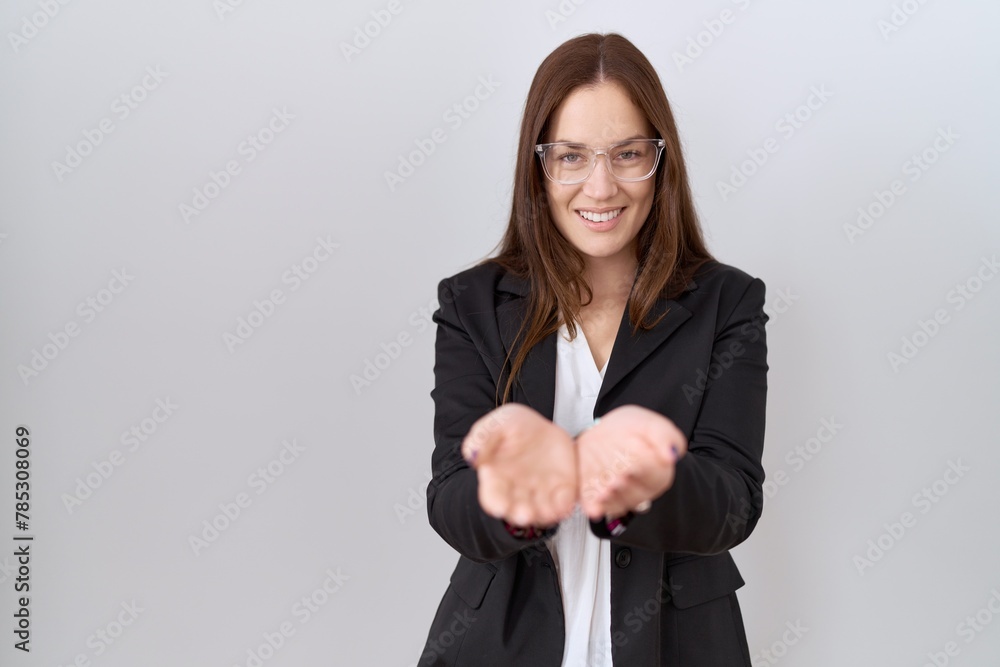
xmin=578 ymin=477 xmax=605 ymax=520
xmin=549 ymin=482 xmax=577 ymax=518
xmin=579 ymin=473 xmax=610 ymax=517
xmin=508 ymin=492 xmax=536 ymax=527
xmin=617 ymin=452 xmax=675 ymax=503
xmin=626 ymin=433 xmax=679 ymax=481
xmin=598 ymin=486 xmax=633 ymax=520
xmin=606 ymin=480 xmax=650 ymax=517
xmin=583 ymin=500 xmax=605 ymax=521
xmin=509 ymin=506 xmax=530 ymax=527
xmin=538 ymin=481 xmax=577 ymax=524
xmin=581 ymin=459 xmax=625 ymax=516
xmin=463 ymin=412 xmax=506 ymax=466
xmin=477 ymin=466 xmax=511 ymax=519
xmin=532 ymin=503 xmax=557 ymax=528
xmin=607 ymin=444 xmax=640 ymax=482
xmin=535 ymin=485 xmax=561 ymax=525
xmin=648 ymin=440 xmax=676 ymax=468
xmin=588 ymin=474 xmax=624 ymax=518
xmin=505 ymin=478 xmax=540 ymax=526
xmin=636 ymin=415 xmax=686 ymax=465
xmin=461 ymin=432 xmax=486 ymax=467
xmin=661 ymin=424 xmax=688 ymax=461
xmin=533 ymin=495 xmax=563 ymax=527
xmin=600 ymin=460 xmax=660 ymax=513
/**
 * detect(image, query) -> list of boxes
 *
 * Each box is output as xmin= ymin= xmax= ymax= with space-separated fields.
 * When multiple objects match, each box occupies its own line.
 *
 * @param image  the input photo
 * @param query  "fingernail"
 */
xmin=671 ymin=445 xmax=679 ymax=459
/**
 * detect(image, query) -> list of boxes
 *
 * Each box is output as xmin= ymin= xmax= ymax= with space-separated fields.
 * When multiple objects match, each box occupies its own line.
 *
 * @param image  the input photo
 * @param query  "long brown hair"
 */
xmin=473 ymin=33 xmax=714 ymax=406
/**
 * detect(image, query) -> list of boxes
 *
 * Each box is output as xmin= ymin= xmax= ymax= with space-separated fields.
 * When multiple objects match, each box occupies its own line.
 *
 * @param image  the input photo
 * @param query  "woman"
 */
xmin=419 ymin=33 xmax=768 ymax=666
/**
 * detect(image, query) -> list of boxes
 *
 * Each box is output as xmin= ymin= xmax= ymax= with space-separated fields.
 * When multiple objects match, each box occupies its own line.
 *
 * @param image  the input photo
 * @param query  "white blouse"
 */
xmin=544 ymin=321 xmax=613 ymax=667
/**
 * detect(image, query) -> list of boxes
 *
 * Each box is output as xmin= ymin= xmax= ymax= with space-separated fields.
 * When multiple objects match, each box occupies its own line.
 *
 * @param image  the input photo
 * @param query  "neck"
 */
xmin=581 ymin=253 xmax=638 ymax=304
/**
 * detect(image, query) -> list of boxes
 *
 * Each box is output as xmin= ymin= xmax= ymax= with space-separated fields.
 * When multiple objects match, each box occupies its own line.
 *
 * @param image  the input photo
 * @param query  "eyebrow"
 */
xmin=549 ymin=134 xmax=651 ymax=145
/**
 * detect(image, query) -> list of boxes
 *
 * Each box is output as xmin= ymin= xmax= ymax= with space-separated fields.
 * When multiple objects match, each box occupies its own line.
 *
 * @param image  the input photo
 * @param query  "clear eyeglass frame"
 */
xmin=534 ymin=138 xmax=666 ymax=185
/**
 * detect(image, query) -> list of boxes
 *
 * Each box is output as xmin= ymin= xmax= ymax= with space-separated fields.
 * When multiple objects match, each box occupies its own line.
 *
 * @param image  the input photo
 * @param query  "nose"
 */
xmin=582 ymin=154 xmax=618 ymax=200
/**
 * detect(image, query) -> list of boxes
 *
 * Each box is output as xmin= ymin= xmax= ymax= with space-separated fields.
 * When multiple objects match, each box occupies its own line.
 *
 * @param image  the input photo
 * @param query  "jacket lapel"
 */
xmin=495 ymin=270 xmax=696 ymax=418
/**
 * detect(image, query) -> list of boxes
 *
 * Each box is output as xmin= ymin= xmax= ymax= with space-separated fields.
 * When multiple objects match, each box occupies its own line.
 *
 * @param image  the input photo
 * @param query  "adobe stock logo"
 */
xmin=340 ymin=0 xmax=407 ymax=62
xmin=672 ymin=0 xmax=758 ymax=73
xmin=544 ymin=0 xmax=588 ymax=30
xmin=223 ymin=235 xmax=339 ymax=353
xmin=844 ymin=127 xmax=958 ymax=244
xmin=62 ymin=398 xmax=179 ymax=514
xmin=51 ymin=66 xmax=168 ymax=182
xmin=8 ymin=0 xmax=73 ymax=54
xmin=350 ymin=277 xmax=467 ymax=394
xmin=681 ymin=285 xmax=793 ymax=406
xmin=717 ymin=86 xmax=833 ymax=201
xmin=877 ymin=0 xmax=933 ymax=40
xmin=920 ymin=587 xmax=1000 ymax=667
xmin=852 ymin=459 xmax=970 ymax=575
xmin=886 ymin=254 xmax=997 ymax=372
xmin=179 ymin=107 xmax=295 ymax=224
xmin=383 ymin=76 xmax=501 ymax=192
xmin=17 ymin=268 xmax=136 ymax=386
xmin=188 ymin=438 xmax=306 ymax=556
xmin=214 ymin=0 xmax=250 ymax=21
xmin=54 ymin=600 xmax=145 ymax=665
xmin=752 ymin=619 xmax=808 ymax=666
xmin=230 ymin=566 xmax=349 ymax=667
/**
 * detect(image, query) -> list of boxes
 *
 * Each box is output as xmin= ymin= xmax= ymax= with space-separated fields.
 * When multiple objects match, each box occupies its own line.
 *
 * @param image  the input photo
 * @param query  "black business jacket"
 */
xmin=419 ymin=258 xmax=768 ymax=666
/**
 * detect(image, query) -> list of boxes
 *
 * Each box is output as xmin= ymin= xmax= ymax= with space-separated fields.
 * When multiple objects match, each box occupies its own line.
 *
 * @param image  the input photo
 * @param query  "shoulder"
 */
xmin=435 ymin=260 xmax=518 ymax=307
xmin=686 ymin=258 xmax=767 ymax=325
xmin=437 ymin=259 xmax=505 ymax=288
xmin=691 ymin=258 xmax=761 ymax=294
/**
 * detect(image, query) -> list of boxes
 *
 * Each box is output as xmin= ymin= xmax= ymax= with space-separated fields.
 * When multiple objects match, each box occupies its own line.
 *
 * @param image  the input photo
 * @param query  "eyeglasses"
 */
xmin=534 ymin=138 xmax=665 ymax=185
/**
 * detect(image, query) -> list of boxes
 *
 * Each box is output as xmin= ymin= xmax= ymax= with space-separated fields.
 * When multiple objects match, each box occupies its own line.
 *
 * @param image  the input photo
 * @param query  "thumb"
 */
xmin=462 ymin=411 xmax=505 ymax=467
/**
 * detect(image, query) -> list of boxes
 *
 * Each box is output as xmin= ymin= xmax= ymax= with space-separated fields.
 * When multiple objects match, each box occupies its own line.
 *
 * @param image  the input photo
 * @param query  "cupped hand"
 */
xmin=576 ymin=405 xmax=688 ymax=521
xmin=462 ymin=403 xmax=577 ymax=528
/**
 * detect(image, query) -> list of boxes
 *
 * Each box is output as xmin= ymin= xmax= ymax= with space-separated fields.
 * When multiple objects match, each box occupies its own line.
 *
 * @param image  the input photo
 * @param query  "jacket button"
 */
xmin=615 ymin=548 xmax=631 ymax=568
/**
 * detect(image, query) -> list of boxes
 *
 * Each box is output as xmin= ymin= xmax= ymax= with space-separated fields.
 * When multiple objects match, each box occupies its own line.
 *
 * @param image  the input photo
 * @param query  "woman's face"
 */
xmin=541 ymin=80 xmax=657 ymax=273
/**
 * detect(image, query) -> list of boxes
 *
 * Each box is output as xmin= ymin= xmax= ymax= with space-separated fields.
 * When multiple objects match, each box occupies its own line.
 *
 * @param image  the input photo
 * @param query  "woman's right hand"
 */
xmin=461 ymin=403 xmax=577 ymax=528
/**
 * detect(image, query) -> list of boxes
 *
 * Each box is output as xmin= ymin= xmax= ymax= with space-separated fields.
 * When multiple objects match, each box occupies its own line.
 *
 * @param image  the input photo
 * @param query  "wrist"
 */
xmin=604 ymin=511 xmax=636 ymax=537
xmin=503 ymin=519 xmax=556 ymax=540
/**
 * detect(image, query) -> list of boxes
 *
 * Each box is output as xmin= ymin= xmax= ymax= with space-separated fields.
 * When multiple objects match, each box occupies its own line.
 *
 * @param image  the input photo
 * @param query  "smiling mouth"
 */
xmin=577 ymin=207 xmax=624 ymax=223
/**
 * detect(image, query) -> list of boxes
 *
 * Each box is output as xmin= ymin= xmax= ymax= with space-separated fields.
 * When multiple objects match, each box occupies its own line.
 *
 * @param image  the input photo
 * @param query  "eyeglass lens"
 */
xmin=542 ymin=140 xmax=660 ymax=183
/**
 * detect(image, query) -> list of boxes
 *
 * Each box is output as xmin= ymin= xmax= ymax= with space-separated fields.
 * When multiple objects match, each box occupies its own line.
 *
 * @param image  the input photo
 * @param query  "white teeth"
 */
xmin=578 ymin=208 xmax=622 ymax=223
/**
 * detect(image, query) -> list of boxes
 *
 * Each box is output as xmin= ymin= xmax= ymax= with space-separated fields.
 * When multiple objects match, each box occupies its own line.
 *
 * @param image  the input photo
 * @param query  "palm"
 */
xmin=468 ymin=404 xmax=578 ymax=527
xmin=576 ymin=405 xmax=685 ymax=519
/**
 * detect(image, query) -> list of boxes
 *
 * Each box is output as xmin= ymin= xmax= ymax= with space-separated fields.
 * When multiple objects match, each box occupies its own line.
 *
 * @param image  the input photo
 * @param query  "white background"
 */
xmin=2 ymin=1 xmax=999 ymax=665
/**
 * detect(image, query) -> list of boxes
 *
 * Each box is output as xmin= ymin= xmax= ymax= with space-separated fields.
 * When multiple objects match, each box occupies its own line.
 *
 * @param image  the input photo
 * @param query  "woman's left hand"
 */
xmin=575 ymin=405 xmax=688 ymax=521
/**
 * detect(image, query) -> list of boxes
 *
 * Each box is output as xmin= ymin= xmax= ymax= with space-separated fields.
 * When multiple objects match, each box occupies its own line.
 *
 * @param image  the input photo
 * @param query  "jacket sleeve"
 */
xmin=590 ymin=276 xmax=769 ymax=555
xmin=425 ymin=274 xmax=556 ymax=563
